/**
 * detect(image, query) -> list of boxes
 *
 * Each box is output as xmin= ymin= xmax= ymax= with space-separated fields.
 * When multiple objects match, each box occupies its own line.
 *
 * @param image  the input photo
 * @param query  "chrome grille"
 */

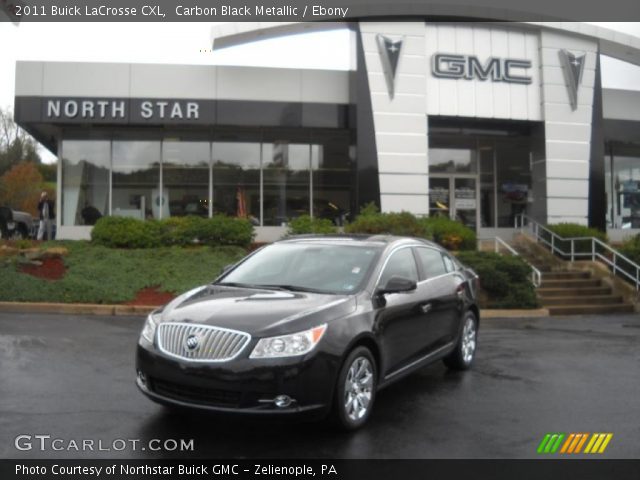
xmin=156 ymin=323 xmax=250 ymax=362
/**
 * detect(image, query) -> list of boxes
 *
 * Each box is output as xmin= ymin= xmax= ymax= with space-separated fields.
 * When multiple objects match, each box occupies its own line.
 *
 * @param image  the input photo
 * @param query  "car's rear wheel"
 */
xmin=443 ymin=311 xmax=478 ymax=371
xmin=331 ymin=346 xmax=377 ymax=430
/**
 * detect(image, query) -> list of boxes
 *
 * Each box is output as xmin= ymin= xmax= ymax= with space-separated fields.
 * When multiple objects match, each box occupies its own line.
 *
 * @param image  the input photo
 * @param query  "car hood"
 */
xmin=156 ymin=285 xmax=356 ymax=336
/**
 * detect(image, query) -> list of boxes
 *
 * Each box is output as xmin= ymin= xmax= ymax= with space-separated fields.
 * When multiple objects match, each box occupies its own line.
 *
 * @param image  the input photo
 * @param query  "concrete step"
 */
xmin=542 ymin=271 xmax=591 ymax=280
xmin=540 ymin=295 xmax=625 ymax=306
xmin=540 ymin=279 xmax=602 ymax=289
xmin=533 ymin=265 xmax=561 ymax=273
xmin=538 ymin=286 xmax=612 ymax=297
xmin=547 ymin=304 xmax=635 ymax=315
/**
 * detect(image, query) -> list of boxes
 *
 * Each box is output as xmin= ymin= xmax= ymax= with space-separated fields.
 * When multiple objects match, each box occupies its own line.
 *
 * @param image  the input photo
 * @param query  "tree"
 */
xmin=0 ymin=162 xmax=45 ymax=215
xmin=0 ymin=106 xmax=42 ymax=176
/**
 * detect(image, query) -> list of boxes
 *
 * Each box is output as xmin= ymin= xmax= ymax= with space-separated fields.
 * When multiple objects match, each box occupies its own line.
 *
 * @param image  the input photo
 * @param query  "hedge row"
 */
xmin=287 ymin=215 xmax=338 ymax=235
xmin=619 ymin=234 xmax=640 ymax=277
xmin=342 ymin=203 xmax=477 ymax=251
xmin=546 ymin=223 xmax=608 ymax=255
xmin=456 ymin=251 xmax=538 ymax=309
xmin=91 ymin=215 xmax=255 ymax=249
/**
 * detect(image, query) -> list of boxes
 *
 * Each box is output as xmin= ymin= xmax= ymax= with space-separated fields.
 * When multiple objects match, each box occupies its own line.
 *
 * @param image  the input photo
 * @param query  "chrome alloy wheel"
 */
xmin=344 ymin=357 xmax=374 ymax=422
xmin=461 ymin=316 xmax=477 ymax=364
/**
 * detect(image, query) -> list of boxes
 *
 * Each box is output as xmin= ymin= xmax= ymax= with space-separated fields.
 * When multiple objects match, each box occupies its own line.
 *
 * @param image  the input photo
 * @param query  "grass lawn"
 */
xmin=0 ymin=241 xmax=247 ymax=304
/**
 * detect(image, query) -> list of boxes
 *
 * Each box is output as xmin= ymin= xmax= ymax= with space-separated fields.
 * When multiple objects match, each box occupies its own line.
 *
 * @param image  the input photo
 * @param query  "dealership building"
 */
xmin=13 ymin=21 xmax=640 ymax=241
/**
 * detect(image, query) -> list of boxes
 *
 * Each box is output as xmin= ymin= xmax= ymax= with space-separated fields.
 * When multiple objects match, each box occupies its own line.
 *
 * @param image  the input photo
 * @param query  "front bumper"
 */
xmin=135 ymin=342 xmax=339 ymax=418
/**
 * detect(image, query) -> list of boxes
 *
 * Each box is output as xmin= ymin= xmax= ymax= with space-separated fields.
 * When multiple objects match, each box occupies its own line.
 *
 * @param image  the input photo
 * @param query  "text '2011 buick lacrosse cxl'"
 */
xmin=136 ymin=235 xmax=480 ymax=429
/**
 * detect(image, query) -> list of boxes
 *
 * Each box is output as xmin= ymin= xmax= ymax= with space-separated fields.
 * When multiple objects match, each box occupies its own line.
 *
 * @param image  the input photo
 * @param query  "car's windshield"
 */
xmin=217 ymin=243 xmax=382 ymax=295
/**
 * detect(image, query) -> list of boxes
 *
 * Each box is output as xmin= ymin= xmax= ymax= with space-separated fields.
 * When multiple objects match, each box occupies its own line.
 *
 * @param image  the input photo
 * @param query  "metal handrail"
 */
xmin=515 ymin=214 xmax=640 ymax=291
xmin=477 ymin=236 xmax=542 ymax=287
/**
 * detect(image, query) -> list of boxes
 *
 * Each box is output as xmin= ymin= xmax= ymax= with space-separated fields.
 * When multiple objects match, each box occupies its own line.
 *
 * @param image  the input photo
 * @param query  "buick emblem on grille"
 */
xmin=184 ymin=334 xmax=200 ymax=351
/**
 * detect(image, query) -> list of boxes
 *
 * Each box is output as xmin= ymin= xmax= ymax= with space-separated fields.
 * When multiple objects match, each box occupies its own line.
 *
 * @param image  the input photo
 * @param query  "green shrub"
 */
xmin=456 ymin=251 xmax=538 ymax=308
xmin=344 ymin=203 xmax=429 ymax=238
xmin=91 ymin=216 xmax=163 ymax=249
xmin=287 ymin=215 xmax=338 ymax=235
xmin=547 ymin=223 xmax=607 ymax=242
xmin=546 ymin=223 xmax=608 ymax=255
xmin=159 ymin=216 xmax=206 ymax=246
xmin=619 ymin=234 xmax=640 ymax=278
xmin=194 ymin=215 xmax=255 ymax=248
xmin=420 ymin=216 xmax=476 ymax=251
xmin=344 ymin=203 xmax=476 ymax=251
xmin=92 ymin=215 xmax=254 ymax=249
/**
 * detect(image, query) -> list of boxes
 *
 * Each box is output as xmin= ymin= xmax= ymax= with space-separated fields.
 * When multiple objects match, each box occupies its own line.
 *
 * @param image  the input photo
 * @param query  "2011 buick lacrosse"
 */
xmin=136 ymin=235 xmax=480 ymax=429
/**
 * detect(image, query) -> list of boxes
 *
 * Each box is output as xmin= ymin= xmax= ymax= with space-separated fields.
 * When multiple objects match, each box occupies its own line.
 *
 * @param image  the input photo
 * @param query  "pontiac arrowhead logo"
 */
xmin=559 ymin=49 xmax=586 ymax=111
xmin=376 ymin=34 xmax=403 ymax=99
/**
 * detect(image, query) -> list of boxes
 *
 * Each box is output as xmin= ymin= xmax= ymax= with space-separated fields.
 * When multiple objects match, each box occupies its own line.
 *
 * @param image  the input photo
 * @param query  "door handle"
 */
xmin=420 ymin=303 xmax=432 ymax=314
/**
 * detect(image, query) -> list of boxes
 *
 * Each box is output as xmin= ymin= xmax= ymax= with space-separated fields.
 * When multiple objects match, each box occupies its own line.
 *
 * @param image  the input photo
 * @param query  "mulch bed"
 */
xmin=126 ymin=287 xmax=176 ymax=306
xmin=19 ymin=257 xmax=66 ymax=280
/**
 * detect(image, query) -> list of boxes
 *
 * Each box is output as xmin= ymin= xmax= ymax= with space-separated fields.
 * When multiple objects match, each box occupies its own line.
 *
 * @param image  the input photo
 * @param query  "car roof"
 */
xmin=277 ymin=234 xmax=442 ymax=250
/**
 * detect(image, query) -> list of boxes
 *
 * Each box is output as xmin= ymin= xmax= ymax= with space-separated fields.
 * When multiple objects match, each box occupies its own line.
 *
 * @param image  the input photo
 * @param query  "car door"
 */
xmin=374 ymin=247 xmax=425 ymax=375
xmin=441 ymin=252 xmax=468 ymax=342
xmin=414 ymin=247 xmax=460 ymax=349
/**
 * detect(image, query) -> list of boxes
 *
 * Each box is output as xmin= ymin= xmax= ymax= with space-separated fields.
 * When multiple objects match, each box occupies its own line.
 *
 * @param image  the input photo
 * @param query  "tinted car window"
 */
xmin=220 ymin=243 xmax=381 ymax=294
xmin=416 ymin=247 xmax=448 ymax=278
xmin=379 ymin=248 xmax=419 ymax=287
xmin=442 ymin=253 xmax=456 ymax=272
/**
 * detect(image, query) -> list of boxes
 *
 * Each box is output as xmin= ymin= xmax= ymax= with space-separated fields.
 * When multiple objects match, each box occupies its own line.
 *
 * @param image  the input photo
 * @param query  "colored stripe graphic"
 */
xmin=539 ymin=433 xmax=613 ymax=454
xmin=584 ymin=433 xmax=613 ymax=454
xmin=537 ymin=433 xmax=565 ymax=454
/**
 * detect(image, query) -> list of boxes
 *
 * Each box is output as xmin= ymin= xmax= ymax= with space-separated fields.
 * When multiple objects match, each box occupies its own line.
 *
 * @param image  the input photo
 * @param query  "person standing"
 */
xmin=37 ymin=191 xmax=55 ymax=241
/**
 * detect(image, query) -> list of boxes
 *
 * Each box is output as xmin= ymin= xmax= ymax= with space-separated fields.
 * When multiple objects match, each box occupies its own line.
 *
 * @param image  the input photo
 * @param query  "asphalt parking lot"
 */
xmin=1 ymin=311 xmax=639 ymax=459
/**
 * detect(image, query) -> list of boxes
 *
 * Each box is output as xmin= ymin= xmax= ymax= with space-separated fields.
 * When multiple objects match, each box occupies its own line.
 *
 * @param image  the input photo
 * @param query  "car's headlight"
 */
xmin=250 ymin=324 xmax=327 ymax=359
xmin=140 ymin=313 xmax=158 ymax=343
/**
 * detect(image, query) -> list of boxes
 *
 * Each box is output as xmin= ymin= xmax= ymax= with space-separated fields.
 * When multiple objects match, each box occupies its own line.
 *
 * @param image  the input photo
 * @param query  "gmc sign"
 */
xmin=432 ymin=54 xmax=533 ymax=85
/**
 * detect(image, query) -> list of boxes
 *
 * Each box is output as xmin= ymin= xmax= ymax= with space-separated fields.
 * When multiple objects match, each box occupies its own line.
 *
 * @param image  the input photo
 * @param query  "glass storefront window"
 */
xmin=162 ymin=141 xmax=210 ymax=217
xmin=607 ymin=143 xmax=640 ymax=229
xmin=495 ymin=142 xmax=531 ymax=227
xmin=112 ymin=141 xmax=161 ymax=220
xmin=262 ymin=142 xmax=310 ymax=226
xmin=212 ymin=142 xmax=261 ymax=224
xmin=429 ymin=132 xmax=532 ymax=229
xmin=429 ymin=147 xmax=477 ymax=174
xmin=479 ymin=146 xmax=495 ymax=228
xmin=312 ymin=135 xmax=353 ymax=226
xmin=61 ymin=140 xmax=110 ymax=226
xmin=60 ymin=134 xmax=355 ymax=229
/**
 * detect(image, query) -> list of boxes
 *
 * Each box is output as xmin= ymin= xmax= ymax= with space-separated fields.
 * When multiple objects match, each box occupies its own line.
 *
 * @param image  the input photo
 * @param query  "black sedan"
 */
xmin=136 ymin=235 xmax=480 ymax=429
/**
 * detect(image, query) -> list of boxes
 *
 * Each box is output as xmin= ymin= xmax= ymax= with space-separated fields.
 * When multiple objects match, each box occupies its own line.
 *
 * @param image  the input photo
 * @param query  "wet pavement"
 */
xmin=1 ymin=312 xmax=639 ymax=459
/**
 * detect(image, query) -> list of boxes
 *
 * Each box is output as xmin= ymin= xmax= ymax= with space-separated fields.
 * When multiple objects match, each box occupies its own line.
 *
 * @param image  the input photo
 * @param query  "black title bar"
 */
xmin=1 ymin=0 xmax=640 ymax=22
xmin=3 ymin=459 xmax=640 ymax=480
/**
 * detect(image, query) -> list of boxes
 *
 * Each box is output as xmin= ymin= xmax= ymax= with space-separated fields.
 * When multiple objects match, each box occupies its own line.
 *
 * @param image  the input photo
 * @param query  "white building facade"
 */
xmin=14 ymin=21 xmax=640 ymax=241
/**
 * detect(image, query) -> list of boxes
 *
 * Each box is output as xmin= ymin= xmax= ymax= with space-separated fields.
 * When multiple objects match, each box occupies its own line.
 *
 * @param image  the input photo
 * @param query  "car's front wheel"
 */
xmin=443 ymin=311 xmax=478 ymax=371
xmin=331 ymin=346 xmax=377 ymax=430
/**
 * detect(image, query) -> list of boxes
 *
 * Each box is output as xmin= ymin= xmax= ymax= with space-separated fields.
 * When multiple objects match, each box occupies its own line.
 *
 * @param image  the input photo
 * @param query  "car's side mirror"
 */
xmin=377 ymin=275 xmax=417 ymax=296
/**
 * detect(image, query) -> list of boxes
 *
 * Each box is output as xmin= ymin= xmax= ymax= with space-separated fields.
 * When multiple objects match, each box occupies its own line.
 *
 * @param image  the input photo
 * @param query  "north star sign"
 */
xmin=45 ymin=99 xmax=201 ymax=121
xmin=432 ymin=54 xmax=533 ymax=84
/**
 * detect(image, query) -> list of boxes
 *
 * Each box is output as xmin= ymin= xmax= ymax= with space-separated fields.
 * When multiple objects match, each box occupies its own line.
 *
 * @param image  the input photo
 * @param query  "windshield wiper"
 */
xmin=266 ymin=284 xmax=336 ymax=294
xmin=214 ymin=282 xmax=290 ymax=291
xmin=215 ymin=282 xmax=336 ymax=294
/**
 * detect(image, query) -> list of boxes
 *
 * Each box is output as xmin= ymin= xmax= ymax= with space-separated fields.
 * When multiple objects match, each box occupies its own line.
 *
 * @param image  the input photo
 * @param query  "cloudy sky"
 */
xmin=0 ymin=22 xmax=639 ymax=162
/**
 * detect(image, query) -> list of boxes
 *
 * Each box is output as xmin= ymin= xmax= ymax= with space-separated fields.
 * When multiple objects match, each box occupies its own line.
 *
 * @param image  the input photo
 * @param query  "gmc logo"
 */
xmin=432 ymin=54 xmax=532 ymax=85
